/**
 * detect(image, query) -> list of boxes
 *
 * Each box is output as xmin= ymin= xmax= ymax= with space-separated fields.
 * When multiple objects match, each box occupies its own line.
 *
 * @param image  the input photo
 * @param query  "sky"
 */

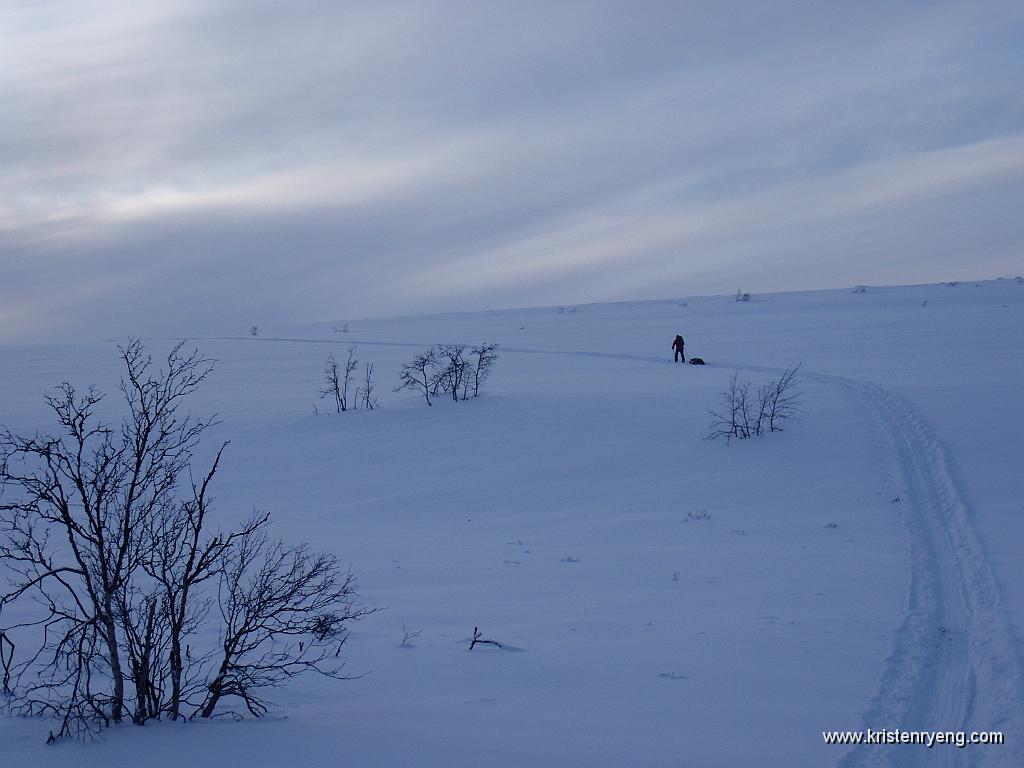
xmin=2 ymin=0 xmax=1023 ymax=342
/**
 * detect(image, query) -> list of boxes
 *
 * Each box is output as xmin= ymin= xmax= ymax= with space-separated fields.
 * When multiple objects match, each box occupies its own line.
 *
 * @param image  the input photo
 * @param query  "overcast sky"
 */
xmin=2 ymin=1 xmax=1023 ymax=341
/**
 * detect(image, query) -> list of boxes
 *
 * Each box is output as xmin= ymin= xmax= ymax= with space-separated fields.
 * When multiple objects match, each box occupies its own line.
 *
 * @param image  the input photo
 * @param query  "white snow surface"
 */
xmin=1 ymin=279 xmax=1022 ymax=766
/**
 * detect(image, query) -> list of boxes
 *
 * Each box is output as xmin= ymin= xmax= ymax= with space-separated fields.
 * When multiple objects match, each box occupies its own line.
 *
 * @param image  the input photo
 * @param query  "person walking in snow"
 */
xmin=672 ymin=334 xmax=685 ymax=363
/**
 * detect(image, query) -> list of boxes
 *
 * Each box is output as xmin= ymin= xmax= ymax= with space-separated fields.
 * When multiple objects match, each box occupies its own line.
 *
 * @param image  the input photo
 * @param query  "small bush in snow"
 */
xmin=396 ymin=343 xmax=498 ymax=406
xmin=358 ymin=361 xmax=379 ymax=410
xmin=469 ymin=343 xmax=499 ymax=397
xmin=395 ymin=347 xmax=440 ymax=406
xmin=400 ymin=624 xmax=422 ymax=648
xmin=706 ymin=365 xmax=803 ymax=443
xmin=759 ymin=364 xmax=803 ymax=433
xmin=434 ymin=344 xmax=470 ymax=401
xmin=321 ymin=346 xmax=359 ymax=412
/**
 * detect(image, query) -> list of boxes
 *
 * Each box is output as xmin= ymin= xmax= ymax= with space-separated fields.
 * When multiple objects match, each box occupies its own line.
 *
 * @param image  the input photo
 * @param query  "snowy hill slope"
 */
xmin=1 ymin=279 xmax=1022 ymax=766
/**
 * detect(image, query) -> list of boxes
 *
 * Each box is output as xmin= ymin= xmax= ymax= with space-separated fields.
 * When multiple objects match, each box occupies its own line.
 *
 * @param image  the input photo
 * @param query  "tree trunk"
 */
xmin=200 ymin=666 xmax=228 ymax=719
xmin=168 ymin=634 xmax=183 ymax=720
xmin=103 ymin=613 xmax=125 ymax=723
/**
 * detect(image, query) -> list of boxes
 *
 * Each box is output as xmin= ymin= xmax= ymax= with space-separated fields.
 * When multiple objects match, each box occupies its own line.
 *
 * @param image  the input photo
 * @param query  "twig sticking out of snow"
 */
xmin=469 ymin=627 xmax=503 ymax=650
xmin=401 ymin=623 xmax=422 ymax=648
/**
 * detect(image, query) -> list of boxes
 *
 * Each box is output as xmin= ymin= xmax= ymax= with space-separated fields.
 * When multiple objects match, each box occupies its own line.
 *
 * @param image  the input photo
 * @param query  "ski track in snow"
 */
xmin=197 ymin=335 xmax=1024 ymax=767
xmin=829 ymin=381 xmax=1024 ymax=768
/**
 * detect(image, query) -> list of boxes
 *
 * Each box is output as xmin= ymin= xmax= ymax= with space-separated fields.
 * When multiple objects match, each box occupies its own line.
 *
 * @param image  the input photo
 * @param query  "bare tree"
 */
xmin=1 ymin=341 xmax=370 ymax=740
xmin=142 ymin=443 xmax=269 ymax=721
xmin=358 ymin=362 xmax=378 ymax=411
xmin=0 ymin=340 xmax=216 ymax=735
xmin=340 ymin=346 xmax=358 ymax=411
xmin=200 ymin=532 xmax=370 ymax=718
xmin=707 ymin=366 xmax=803 ymax=443
xmin=395 ymin=344 xmax=498 ymax=406
xmin=707 ymin=373 xmax=756 ymax=443
xmin=469 ymin=343 xmax=499 ymax=398
xmin=250 ymin=326 xmax=260 ymax=336
xmin=320 ymin=354 xmax=343 ymax=413
xmin=395 ymin=349 xmax=438 ymax=406
xmin=320 ymin=347 xmax=359 ymax=413
xmin=758 ymin=364 xmax=803 ymax=432
xmin=435 ymin=344 xmax=469 ymax=402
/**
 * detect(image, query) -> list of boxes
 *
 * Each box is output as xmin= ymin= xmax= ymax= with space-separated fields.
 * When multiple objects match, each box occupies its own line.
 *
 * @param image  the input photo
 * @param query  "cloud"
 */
xmin=1 ymin=1 xmax=1022 ymax=341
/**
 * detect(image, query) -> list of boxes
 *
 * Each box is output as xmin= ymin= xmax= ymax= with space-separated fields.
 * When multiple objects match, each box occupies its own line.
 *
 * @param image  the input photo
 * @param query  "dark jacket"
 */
xmin=672 ymin=336 xmax=685 ymax=351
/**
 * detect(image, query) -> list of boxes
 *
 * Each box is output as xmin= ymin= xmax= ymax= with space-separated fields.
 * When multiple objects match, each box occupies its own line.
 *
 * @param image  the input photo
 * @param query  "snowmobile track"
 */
xmin=833 ymin=381 xmax=1022 ymax=768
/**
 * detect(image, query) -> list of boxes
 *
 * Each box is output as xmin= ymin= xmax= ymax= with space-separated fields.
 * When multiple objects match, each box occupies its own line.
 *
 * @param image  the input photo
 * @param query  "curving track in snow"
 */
xmin=832 ymin=381 xmax=1023 ymax=768
xmin=699 ymin=357 xmax=1023 ymax=767
xmin=203 ymin=335 xmax=1024 ymax=766
xmin=698 ymin=359 xmax=1023 ymax=767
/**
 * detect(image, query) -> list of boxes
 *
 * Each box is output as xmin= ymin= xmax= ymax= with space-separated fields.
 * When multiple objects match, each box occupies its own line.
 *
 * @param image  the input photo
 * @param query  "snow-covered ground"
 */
xmin=1 ymin=279 xmax=1022 ymax=766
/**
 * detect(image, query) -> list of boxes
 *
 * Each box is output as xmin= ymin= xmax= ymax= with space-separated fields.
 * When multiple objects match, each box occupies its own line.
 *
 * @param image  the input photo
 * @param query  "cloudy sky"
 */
xmin=2 ymin=1 xmax=1023 ymax=341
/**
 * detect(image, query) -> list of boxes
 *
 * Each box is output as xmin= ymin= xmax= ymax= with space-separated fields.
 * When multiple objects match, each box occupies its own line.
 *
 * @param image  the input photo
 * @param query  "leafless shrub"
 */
xmin=707 ymin=366 xmax=802 ymax=443
xmin=321 ymin=355 xmax=343 ymax=412
xmin=434 ymin=344 xmax=469 ymax=402
xmin=143 ymin=452 xmax=268 ymax=721
xmin=395 ymin=348 xmax=439 ymax=406
xmin=358 ymin=362 xmax=378 ymax=410
xmin=0 ymin=341 xmax=368 ymax=740
xmin=758 ymin=364 xmax=803 ymax=433
xmin=469 ymin=343 xmax=499 ymax=398
xmin=199 ymin=532 xmax=371 ymax=718
xmin=320 ymin=347 xmax=358 ymax=413
xmin=396 ymin=343 xmax=498 ymax=406
xmin=400 ymin=623 xmax=422 ymax=648
xmin=707 ymin=374 xmax=759 ymax=442
xmin=0 ymin=340 xmax=216 ymax=736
